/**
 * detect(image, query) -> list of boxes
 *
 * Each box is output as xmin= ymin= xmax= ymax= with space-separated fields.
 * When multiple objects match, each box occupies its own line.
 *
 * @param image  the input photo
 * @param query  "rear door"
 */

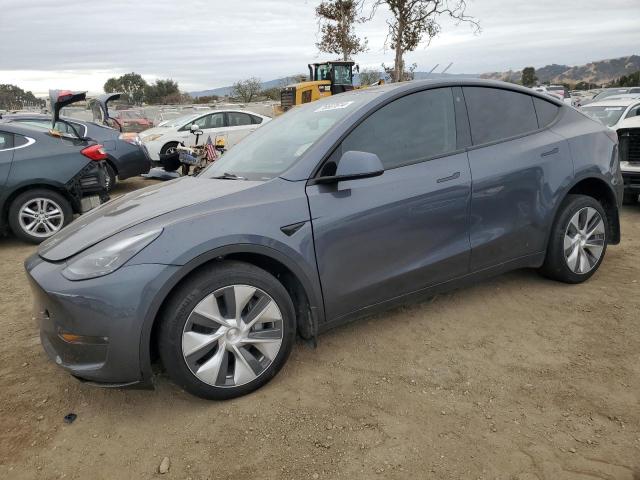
xmin=225 ymin=112 xmax=258 ymax=148
xmin=463 ymin=87 xmax=572 ymax=271
xmin=189 ymin=112 xmax=227 ymax=146
xmin=306 ymin=87 xmax=472 ymax=321
xmin=0 ymin=131 xmax=15 ymax=187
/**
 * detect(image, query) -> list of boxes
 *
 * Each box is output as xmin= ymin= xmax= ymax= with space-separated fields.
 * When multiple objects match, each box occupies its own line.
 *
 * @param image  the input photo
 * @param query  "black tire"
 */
xmin=540 ymin=194 xmax=608 ymax=284
xmin=623 ymin=191 xmax=638 ymax=205
xmin=105 ymin=163 xmax=117 ymax=192
xmin=158 ymin=261 xmax=296 ymax=400
xmin=160 ymin=142 xmax=179 ymax=156
xmin=8 ymin=189 xmax=73 ymax=244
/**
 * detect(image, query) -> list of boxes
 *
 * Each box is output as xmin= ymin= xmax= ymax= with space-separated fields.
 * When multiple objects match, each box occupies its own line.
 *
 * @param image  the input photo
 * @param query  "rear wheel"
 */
xmin=105 ymin=163 xmax=117 ymax=192
xmin=8 ymin=189 xmax=73 ymax=243
xmin=158 ymin=261 xmax=296 ymax=400
xmin=540 ymin=194 xmax=608 ymax=283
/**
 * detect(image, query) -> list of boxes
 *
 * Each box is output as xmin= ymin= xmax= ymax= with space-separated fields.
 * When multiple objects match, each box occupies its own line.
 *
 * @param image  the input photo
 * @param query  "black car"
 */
xmin=1 ymin=94 xmax=150 ymax=190
xmin=0 ymin=93 xmax=109 ymax=243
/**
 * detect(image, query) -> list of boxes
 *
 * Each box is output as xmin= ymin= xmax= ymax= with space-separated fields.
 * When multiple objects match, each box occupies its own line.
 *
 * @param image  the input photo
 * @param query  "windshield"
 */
xmin=593 ymin=89 xmax=628 ymax=101
xmin=581 ymin=105 xmax=626 ymax=127
xmin=200 ymin=92 xmax=377 ymax=181
xmin=333 ymin=65 xmax=353 ymax=85
xmin=161 ymin=113 xmax=201 ymax=128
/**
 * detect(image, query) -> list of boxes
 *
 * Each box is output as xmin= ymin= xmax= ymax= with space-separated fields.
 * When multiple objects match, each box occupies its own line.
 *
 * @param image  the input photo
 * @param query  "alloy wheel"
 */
xmin=182 ymin=284 xmax=284 ymax=388
xmin=18 ymin=198 xmax=64 ymax=238
xmin=563 ymin=207 xmax=606 ymax=274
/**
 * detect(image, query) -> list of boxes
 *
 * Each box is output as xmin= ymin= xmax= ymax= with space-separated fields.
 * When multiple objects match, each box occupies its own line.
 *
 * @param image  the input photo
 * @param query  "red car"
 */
xmin=111 ymin=109 xmax=154 ymax=133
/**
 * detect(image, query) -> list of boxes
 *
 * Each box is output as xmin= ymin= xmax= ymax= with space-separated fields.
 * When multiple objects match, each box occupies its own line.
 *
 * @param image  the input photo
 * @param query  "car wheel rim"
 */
xmin=564 ymin=207 xmax=606 ymax=274
xmin=165 ymin=146 xmax=177 ymax=154
xmin=182 ymin=284 xmax=284 ymax=388
xmin=18 ymin=198 xmax=64 ymax=238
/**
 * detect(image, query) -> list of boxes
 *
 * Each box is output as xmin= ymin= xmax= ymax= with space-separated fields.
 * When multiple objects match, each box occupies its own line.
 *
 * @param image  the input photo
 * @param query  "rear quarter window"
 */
xmin=0 ymin=131 xmax=14 ymax=149
xmin=533 ymin=97 xmax=560 ymax=128
xmin=463 ymin=87 xmax=539 ymax=145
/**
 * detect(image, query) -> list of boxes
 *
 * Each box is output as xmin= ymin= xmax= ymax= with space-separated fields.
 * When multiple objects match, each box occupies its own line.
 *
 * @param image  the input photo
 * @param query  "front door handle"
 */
xmin=437 ymin=171 xmax=460 ymax=183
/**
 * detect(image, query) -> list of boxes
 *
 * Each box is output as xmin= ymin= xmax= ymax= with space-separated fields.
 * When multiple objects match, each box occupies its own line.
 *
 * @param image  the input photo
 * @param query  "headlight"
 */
xmin=62 ymin=229 xmax=162 ymax=280
xmin=143 ymin=133 xmax=163 ymax=142
xmin=118 ymin=132 xmax=141 ymax=145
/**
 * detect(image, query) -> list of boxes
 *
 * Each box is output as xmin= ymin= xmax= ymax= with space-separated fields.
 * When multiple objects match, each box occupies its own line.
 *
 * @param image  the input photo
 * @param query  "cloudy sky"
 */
xmin=1 ymin=0 xmax=638 ymax=96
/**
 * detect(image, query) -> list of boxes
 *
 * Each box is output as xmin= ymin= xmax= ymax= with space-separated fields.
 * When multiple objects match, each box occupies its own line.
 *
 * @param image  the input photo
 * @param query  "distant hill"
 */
xmin=189 ymin=71 xmax=478 ymax=98
xmin=481 ymin=55 xmax=640 ymax=85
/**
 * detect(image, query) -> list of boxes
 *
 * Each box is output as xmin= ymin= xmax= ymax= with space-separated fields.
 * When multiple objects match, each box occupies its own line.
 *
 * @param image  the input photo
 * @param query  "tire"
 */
xmin=158 ymin=261 xmax=296 ymax=400
xmin=8 ymin=189 xmax=73 ymax=244
xmin=160 ymin=142 xmax=179 ymax=156
xmin=540 ymin=194 xmax=608 ymax=284
xmin=105 ymin=163 xmax=117 ymax=192
xmin=623 ymin=191 xmax=638 ymax=205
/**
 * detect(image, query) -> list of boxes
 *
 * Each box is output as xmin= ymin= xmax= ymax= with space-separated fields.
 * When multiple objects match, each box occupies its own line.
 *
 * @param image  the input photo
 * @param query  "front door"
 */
xmin=306 ymin=87 xmax=472 ymax=322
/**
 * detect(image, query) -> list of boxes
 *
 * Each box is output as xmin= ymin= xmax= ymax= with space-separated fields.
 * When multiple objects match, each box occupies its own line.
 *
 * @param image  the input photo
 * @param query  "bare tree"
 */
xmin=316 ymin=0 xmax=368 ymax=61
xmin=359 ymin=68 xmax=383 ymax=85
xmin=370 ymin=0 xmax=479 ymax=82
xmin=231 ymin=78 xmax=262 ymax=103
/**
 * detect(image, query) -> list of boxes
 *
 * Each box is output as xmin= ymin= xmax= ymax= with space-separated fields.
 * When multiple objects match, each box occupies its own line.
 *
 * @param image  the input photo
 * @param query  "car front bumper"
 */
xmin=25 ymin=253 xmax=180 ymax=387
xmin=621 ymin=161 xmax=640 ymax=193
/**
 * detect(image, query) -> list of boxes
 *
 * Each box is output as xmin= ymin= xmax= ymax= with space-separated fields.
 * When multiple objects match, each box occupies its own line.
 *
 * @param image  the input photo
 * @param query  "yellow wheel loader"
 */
xmin=279 ymin=61 xmax=358 ymax=112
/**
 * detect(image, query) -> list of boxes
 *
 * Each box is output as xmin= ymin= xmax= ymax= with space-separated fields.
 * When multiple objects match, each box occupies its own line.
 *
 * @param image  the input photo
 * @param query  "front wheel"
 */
xmin=158 ymin=261 xmax=296 ymax=400
xmin=540 ymin=194 xmax=608 ymax=283
xmin=8 ymin=189 xmax=73 ymax=243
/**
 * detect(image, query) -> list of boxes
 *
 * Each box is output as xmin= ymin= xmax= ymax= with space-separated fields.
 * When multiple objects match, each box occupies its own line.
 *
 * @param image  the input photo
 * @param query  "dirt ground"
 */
xmin=1 ymin=177 xmax=639 ymax=480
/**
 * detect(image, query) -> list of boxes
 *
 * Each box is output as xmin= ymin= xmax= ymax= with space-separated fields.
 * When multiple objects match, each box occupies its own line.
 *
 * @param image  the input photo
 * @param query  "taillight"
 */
xmin=81 ymin=144 xmax=107 ymax=161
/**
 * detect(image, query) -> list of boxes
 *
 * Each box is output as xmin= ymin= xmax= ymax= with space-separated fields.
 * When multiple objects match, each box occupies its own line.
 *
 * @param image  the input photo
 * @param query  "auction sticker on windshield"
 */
xmin=315 ymin=101 xmax=354 ymax=112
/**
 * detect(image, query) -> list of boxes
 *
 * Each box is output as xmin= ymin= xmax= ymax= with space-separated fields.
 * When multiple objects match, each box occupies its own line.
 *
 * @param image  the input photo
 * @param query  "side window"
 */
xmin=192 ymin=113 xmax=224 ymax=129
xmin=227 ymin=112 xmax=253 ymax=126
xmin=533 ymin=97 xmax=560 ymax=128
xmin=626 ymin=104 xmax=640 ymax=119
xmin=341 ymin=87 xmax=457 ymax=170
xmin=14 ymin=134 xmax=30 ymax=147
xmin=250 ymin=115 xmax=263 ymax=125
xmin=463 ymin=87 xmax=538 ymax=145
xmin=0 ymin=132 xmax=14 ymax=150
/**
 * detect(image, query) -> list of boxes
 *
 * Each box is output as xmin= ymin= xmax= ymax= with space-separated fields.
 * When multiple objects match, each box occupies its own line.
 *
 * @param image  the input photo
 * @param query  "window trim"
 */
xmin=461 ymin=86 xmax=562 ymax=152
xmin=310 ymin=86 xmax=465 ymax=180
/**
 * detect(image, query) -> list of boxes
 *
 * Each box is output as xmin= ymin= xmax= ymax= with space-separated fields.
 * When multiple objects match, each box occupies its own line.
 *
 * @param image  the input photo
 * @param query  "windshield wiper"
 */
xmin=212 ymin=172 xmax=246 ymax=180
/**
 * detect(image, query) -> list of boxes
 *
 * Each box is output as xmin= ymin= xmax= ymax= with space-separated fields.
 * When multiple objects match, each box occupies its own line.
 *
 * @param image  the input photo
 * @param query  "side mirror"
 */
xmin=315 ymin=151 xmax=384 ymax=184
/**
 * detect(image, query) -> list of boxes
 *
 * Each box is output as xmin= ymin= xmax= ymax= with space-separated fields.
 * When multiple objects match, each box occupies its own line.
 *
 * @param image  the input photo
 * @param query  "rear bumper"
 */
xmin=25 ymin=253 xmax=180 ymax=386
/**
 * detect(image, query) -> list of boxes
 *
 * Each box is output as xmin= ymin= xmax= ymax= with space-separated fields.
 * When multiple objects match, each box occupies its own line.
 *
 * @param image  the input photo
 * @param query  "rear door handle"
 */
xmin=437 ymin=171 xmax=460 ymax=183
xmin=541 ymin=147 xmax=559 ymax=157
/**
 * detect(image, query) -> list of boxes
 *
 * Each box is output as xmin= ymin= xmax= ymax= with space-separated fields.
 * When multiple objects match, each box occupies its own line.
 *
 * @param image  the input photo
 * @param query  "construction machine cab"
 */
xmin=308 ymin=61 xmax=357 ymax=95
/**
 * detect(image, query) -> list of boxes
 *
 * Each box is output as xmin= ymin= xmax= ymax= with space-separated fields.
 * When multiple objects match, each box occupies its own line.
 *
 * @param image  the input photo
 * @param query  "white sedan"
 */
xmin=139 ymin=109 xmax=271 ymax=160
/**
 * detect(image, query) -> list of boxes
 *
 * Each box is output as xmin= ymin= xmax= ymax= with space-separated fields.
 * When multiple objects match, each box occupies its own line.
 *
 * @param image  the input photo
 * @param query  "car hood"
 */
xmin=614 ymin=116 xmax=640 ymax=131
xmin=38 ymin=176 xmax=263 ymax=261
xmin=139 ymin=126 xmax=171 ymax=138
